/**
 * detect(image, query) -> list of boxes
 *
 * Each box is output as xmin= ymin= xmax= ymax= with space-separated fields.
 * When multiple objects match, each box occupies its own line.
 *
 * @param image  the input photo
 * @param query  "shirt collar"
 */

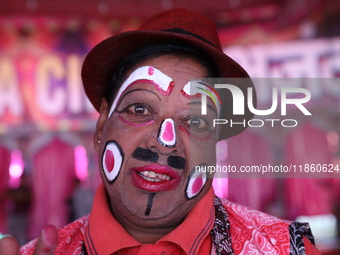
xmin=85 ymin=183 xmax=215 ymax=255
xmin=158 ymin=187 xmax=215 ymax=254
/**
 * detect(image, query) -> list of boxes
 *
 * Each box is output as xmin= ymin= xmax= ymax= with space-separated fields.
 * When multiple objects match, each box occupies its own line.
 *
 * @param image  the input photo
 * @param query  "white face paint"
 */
xmin=102 ymin=141 xmax=124 ymax=182
xmin=109 ymin=66 xmax=173 ymax=117
xmin=186 ymin=165 xmax=208 ymax=199
xmin=109 ymin=65 xmax=220 ymax=148
xmin=158 ymin=118 xmax=176 ymax=147
xmin=182 ymin=81 xmax=221 ymax=116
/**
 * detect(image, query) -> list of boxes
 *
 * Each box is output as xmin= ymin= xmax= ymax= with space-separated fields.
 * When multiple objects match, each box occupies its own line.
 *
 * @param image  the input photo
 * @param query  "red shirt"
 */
xmin=84 ymin=184 xmax=215 ymax=254
xmin=20 ymin=184 xmax=322 ymax=255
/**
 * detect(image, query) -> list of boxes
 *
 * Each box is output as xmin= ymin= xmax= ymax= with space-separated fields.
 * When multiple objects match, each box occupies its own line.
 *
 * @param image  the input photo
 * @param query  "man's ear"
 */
xmin=94 ymin=98 xmax=109 ymax=152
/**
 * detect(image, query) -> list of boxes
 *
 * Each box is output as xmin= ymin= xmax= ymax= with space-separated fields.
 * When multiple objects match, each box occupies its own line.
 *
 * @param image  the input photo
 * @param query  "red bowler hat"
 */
xmin=82 ymin=8 xmax=255 ymax=140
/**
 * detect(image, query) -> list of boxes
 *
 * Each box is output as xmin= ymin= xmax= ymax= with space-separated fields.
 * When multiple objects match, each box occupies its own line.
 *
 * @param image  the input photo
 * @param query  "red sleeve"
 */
xmin=303 ymin=236 xmax=323 ymax=255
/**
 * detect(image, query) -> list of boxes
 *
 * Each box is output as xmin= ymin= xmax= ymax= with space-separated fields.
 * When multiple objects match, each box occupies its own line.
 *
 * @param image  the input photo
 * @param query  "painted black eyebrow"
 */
xmin=188 ymin=101 xmax=218 ymax=116
xmin=119 ymin=88 xmax=162 ymax=103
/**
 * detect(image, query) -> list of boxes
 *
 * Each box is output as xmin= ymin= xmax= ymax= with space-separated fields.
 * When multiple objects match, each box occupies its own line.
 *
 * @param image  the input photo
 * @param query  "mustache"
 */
xmin=132 ymin=147 xmax=186 ymax=170
xmin=132 ymin=147 xmax=158 ymax=162
xmin=167 ymin=156 xmax=186 ymax=170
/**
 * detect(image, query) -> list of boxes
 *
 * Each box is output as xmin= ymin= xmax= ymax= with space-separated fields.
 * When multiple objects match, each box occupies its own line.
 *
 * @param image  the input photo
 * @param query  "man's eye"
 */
xmin=187 ymin=117 xmax=208 ymax=130
xmin=128 ymin=104 xmax=150 ymax=115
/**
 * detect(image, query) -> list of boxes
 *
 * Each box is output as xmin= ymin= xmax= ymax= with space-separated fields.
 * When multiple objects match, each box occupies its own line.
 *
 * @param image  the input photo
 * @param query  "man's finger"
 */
xmin=0 ymin=235 xmax=20 ymax=255
xmin=33 ymin=225 xmax=58 ymax=255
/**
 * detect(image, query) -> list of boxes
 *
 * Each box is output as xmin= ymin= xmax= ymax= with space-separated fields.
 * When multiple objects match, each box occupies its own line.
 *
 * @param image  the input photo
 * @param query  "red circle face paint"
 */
xmin=105 ymin=150 xmax=115 ymax=173
xmin=186 ymin=165 xmax=208 ymax=199
xmin=102 ymin=141 xmax=124 ymax=183
xmin=191 ymin=174 xmax=203 ymax=195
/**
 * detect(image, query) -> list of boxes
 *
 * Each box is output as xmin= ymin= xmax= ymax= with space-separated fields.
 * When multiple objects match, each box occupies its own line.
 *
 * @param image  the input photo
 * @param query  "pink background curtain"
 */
xmin=284 ymin=122 xmax=334 ymax=219
xmin=0 ymin=145 xmax=11 ymax=233
xmin=28 ymin=138 xmax=75 ymax=239
xmin=220 ymin=131 xmax=277 ymax=213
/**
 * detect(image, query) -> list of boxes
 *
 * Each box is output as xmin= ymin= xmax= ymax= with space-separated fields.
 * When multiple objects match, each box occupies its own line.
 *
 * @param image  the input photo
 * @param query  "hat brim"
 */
xmin=82 ymin=30 xmax=255 ymax=140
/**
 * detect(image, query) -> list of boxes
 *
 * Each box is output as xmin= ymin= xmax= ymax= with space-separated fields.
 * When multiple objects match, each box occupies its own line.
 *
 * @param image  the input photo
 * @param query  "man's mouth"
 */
xmin=139 ymin=171 xmax=171 ymax=181
xmin=130 ymin=164 xmax=181 ymax=192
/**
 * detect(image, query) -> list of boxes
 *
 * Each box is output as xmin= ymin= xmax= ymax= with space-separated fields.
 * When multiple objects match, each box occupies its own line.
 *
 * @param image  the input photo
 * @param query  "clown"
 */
xmin=100 ymin=64 xmax=221 ymax=202
xmin=1 ymin=8 xmax=321 ymax=255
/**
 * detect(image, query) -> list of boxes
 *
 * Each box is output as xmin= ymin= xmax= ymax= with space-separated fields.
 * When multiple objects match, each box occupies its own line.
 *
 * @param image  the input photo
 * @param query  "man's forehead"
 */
xmin=109 ymin=65 xmax=220 ymax=117
xmin=123 ymin=66 xmax=174 ymax=95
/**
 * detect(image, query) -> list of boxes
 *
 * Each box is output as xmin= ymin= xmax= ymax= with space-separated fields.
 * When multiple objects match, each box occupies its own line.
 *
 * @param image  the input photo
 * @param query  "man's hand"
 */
xmin=0 ymin=235 xmax=19 ymax=255
xmin=0 ymin=225 xmax=58 ymax=255
xmin=33 ymin=225 xmax=58 ymax=254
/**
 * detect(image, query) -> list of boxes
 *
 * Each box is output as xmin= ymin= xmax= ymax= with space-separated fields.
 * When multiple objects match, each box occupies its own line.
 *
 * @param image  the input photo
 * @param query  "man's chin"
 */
xmin=120 ymin=191 xmax=200 ymax=228
xmin=123 ymin=207 xmax=189 ymax=230
xmin=106 ymin=175 xmax=208 ymax=229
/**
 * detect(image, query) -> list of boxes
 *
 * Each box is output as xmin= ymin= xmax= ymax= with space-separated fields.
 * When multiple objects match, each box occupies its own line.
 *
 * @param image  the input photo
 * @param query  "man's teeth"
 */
xmin=139 ymin=171 xmax=171 ymax=182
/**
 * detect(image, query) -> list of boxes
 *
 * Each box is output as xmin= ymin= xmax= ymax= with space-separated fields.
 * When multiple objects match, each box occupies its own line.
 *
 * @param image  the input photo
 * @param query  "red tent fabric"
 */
xmin=284 ymin=122 xmax=334 ymax=219
xmin=0 ymin=145 xmax=11 ymax=233
xmin=221 ymin=131 xmax=277 ymax=213
xmin=28 ymin=138 xmax=76 ymax=239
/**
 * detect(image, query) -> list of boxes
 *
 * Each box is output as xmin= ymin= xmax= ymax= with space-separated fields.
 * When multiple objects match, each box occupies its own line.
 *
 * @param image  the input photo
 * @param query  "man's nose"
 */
xmin=145 ymin=117 xmax=180 ymax=156
xmin=158 ymin=118 xmax=176 ymax=148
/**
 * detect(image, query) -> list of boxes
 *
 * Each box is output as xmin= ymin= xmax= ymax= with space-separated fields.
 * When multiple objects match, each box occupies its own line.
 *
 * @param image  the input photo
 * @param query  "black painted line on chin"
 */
xmin=145 ymin=192 xmax=156 ymax=216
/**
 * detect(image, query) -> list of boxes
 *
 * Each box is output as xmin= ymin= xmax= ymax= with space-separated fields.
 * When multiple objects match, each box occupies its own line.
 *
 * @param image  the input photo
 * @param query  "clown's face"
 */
xmin=94 ymin=55 xmax=219 ymax=230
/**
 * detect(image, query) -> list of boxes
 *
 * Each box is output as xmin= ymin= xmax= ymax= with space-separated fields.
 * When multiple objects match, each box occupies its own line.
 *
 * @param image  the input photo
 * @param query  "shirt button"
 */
xmin=160 ymin=252 xmax=166 ymax=255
